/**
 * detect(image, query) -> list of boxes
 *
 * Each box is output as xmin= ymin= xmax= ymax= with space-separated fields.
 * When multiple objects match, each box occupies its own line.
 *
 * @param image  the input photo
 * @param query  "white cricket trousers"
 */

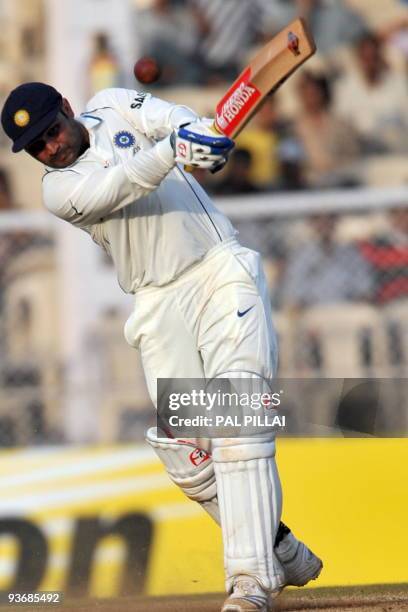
xmin=126 ymin=237 xmax=284 ymax=591
xmin=124 ymin=237 xmax=278 ymax=404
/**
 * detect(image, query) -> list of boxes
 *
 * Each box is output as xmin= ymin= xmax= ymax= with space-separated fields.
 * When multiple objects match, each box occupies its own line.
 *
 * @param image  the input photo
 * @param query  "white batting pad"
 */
xmin=145 ymin=428 xmax=219 ymax=520
xmin=212 ymin=435 xmax=284 ymax=592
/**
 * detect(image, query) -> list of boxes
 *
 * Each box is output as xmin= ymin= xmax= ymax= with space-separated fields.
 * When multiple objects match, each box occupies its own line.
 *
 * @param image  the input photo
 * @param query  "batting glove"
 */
xmin=171 ymin=119 xmax=234 ymax=170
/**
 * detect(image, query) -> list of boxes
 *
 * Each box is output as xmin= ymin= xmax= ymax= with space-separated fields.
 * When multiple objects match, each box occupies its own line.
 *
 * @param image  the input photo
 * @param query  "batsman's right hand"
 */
xmin=170 ymin=120 xmax=234 ymax=170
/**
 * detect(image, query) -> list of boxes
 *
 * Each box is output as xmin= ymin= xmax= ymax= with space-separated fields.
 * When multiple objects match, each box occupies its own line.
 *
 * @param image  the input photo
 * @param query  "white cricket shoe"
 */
xmin=221 ymin=576 xmax=270 ymax=612
xmin=275 ymin=524 xmax=323 ymax=587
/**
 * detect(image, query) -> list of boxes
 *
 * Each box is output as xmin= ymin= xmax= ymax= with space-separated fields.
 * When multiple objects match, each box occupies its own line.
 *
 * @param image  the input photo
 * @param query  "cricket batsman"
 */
xmin=1 ymin=82 xmax=322 ymax=611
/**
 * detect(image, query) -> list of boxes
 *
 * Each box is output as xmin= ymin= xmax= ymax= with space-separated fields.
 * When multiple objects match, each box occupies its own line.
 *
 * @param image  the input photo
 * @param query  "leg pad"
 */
xmin=146 ymin=427 xmax=217 ymax=503
xmin=212 ymin=435 xmax=283 ymax=592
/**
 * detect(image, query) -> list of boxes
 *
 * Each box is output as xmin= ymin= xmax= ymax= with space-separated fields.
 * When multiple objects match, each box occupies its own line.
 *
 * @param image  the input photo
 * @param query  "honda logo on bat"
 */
xmin=215 ymin=68 xmax=261 ymax=137
xmin=287 ymin=31 xmax=300 ymax=56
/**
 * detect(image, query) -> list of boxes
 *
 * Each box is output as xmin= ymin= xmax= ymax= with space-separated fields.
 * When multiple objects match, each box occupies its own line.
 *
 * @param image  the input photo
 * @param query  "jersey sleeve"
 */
xmin=42 ymin=136 xmax=175 ymax=227
xmin=86 ymin=88 xmax=199 ymax=140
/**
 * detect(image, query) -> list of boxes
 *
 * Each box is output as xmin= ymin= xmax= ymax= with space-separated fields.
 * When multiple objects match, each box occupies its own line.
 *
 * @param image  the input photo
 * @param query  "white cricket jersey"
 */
xmin=42 ymin=88 xmax=236 ymax=293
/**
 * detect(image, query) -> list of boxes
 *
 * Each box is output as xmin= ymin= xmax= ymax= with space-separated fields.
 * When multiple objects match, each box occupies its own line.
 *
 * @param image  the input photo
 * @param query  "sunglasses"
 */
xmin=25 ymin=118 xmax=64 ymax=156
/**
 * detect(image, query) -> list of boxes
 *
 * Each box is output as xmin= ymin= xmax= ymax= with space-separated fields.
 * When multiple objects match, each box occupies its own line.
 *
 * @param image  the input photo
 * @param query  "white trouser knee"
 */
xmin=212 ymin=434 xmax=283 ymax=593
xmin=145 ymin=427 xmax=220 ymax=522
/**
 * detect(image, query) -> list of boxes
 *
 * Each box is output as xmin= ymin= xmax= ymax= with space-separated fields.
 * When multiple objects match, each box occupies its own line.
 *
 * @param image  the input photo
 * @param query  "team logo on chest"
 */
xmin=113 ymin=130 xmax=136 ymax=149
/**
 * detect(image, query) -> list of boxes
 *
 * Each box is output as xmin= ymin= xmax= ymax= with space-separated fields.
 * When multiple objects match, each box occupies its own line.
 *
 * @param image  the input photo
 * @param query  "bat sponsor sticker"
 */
xmin=287 ymin=31 xmax=300 ymax=56
xmin=214 ymin=68 xmax=261 ymax=137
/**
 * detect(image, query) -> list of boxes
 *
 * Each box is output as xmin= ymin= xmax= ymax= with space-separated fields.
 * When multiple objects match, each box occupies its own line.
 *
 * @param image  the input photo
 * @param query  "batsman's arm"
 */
xmin=42 ymin=137 xmax=175 ymax=226
xmin=86 ymin=89 xmax=230 ymax=172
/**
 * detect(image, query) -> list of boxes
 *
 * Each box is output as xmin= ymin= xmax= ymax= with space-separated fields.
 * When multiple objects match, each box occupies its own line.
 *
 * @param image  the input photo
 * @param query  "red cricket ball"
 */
xmin=133 ymin=57 xmax=161 ymax=84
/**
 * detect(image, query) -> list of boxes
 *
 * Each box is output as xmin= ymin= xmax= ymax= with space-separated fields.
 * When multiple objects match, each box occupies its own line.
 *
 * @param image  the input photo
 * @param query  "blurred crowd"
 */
xmin=132 ymin=0 xmax=408 ymax=193
xmin=0 ymin=0 xmax=407 ymax=443
xmin=130 ymin=0 xmax=408 ymax=312
xmin=0 ymin=0 xmax=407 ymax=327
xmin=233 ymin=207 xmax=408 ymax=310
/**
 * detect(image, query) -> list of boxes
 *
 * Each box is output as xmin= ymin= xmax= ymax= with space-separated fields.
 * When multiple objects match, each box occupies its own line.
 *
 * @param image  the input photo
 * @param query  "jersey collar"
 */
xmin=78 ymin=113 xmax=103 ymax=129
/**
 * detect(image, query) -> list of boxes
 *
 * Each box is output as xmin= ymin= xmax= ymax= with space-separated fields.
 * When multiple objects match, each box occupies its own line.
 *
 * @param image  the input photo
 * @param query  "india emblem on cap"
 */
xmin=14 ymin=109 xmax=30 ymax=127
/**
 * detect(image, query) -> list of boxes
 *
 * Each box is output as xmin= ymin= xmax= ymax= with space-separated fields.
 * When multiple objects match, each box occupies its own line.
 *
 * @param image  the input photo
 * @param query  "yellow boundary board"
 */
xmin=0 ymin=439 xmax=406 ymax=596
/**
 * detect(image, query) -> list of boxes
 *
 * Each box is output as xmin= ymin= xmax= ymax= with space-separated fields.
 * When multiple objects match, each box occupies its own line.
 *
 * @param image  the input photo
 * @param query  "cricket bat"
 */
xmin=185 ymin=18 xmax=316 ymax=169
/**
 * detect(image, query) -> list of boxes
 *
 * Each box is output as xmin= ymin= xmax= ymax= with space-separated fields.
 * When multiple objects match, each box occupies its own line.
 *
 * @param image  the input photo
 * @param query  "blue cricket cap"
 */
xmin=1 ymin=82 xmax=63 ymax=152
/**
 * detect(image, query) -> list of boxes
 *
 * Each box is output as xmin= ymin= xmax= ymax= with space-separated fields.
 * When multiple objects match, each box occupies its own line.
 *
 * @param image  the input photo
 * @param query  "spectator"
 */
xmin=190 ymin=0 xmax=269 ymax=83
xmin=0 ymin=168 xmax=16 ymax=358
xmin=335 ymin=31 xmax=408 ymax=153
xmin=281 ymin=213 xmax=374 ymax=308
xmin=360 ymin=207 xmax=408 ymax=305
xmin=276 ymin=137 xmax=308 ymax=191
xmin=135 ymin=0 xmax=202 ymax=85
xmin=214 ymin=148 xmax=261 ymax=196
xmin=236 ymin=98 xmax=292 ymax=190
xmin=234 ymin=96 xmax=307 ymax=191
xmin=378 ymin=1 xmax=408 ymax=67
xmin=293 ymin=70 xmax=361 ymax=188
xmin=0 ymin=167 xmax=12 ymax=210
xmin=262 ymin=0 xmax=367 ymax=56
xmin=0 ymin=167 xmax=49 ymax=321
xmin=88 ymin=33 xmax=121 ymax=96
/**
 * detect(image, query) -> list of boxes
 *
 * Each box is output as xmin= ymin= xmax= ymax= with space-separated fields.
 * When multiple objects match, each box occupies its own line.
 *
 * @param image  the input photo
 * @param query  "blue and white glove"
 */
xmin=171 ymin=118 xmax=234 ymax=171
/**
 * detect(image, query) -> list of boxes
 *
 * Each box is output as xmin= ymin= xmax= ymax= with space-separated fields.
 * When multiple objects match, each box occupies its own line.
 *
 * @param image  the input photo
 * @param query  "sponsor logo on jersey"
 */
xmin=214 ymin=68 xmax=261 ymax=137
xmin=130 ymin=93 xmax=147 ymax=109
xmin=237 ymin=305 xmax=255 ymax=318
xmin=14 ymin=109 xmax=30 ymax=127
xmin=113 ymin=130 xmax=136 ymax=149
xmin=189 ymin=448 xmax=211 ymax=466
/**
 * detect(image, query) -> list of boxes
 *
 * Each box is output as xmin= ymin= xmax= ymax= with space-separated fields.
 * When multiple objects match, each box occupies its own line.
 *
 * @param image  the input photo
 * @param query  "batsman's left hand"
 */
xmin=171 ymin=119 xmax=234 ymax=170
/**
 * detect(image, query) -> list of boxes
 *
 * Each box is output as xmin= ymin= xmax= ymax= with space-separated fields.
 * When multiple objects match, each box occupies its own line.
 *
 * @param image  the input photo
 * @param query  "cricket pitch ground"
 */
xmin=1 ymin=585 xmax=407 ymax=612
